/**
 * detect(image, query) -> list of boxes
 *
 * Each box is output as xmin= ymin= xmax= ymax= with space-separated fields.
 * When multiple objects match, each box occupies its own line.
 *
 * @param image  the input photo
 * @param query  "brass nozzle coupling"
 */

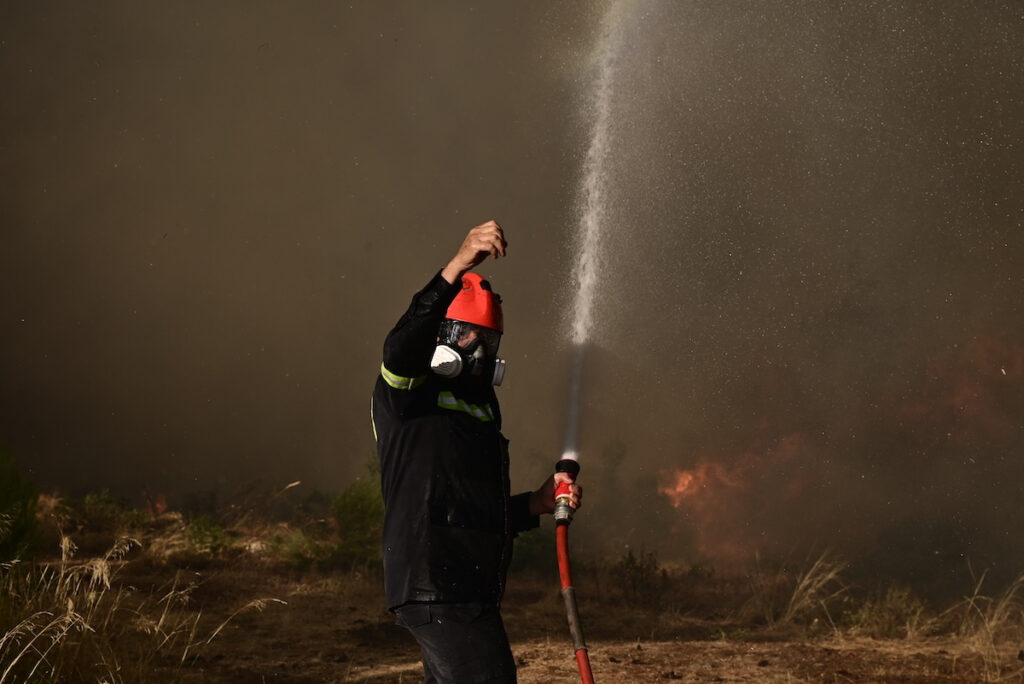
xmin=554 ymin=494 xmax=574 ymax=525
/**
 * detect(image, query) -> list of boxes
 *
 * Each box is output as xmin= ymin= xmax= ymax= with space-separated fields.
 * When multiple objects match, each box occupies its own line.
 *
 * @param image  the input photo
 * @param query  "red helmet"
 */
xmin=446 ymin=273 xmax=503 ymax=333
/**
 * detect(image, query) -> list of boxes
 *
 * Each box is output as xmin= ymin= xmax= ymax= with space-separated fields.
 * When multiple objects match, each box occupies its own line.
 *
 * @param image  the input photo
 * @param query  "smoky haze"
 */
xmin=3 ymin=1 xmax=1023 ymax=598
xmin=565 ymin=1 xmax=1024 ymax=597
xmin=1 ymin=2 xmax=589 ymax=494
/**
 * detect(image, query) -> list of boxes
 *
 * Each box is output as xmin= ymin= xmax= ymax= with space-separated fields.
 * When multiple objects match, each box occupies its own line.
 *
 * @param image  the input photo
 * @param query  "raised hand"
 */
xmin=441 ymin=220 xmax=507 ymax=284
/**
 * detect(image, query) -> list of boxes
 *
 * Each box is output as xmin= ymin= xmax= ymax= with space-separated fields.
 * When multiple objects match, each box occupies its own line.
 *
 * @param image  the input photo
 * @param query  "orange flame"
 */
xmin=658 ymin=434 xmax=811 ymax=560
xmin=659 ymin=460 xmax=742 ymax=507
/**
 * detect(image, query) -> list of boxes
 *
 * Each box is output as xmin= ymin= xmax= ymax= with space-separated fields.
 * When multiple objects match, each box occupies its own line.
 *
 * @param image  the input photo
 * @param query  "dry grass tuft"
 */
xmin=846 ymin=584 xmax=931 ymax=640
xmin=741 ymin=550 xmax=847 ymax=628
xmin=1 ymin=529 xmax=286 ymax=683
xmin=942 ymin=571 xmax=1024 ymax=682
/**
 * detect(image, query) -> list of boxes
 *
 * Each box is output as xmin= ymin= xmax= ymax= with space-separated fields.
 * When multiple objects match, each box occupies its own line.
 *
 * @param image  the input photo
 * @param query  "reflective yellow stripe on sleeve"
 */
xmin=380 ymin=363 xmax=428 ymax=390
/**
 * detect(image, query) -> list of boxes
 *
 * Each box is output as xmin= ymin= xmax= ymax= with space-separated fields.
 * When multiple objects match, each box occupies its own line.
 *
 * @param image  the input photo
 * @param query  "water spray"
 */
xmin=554 ymin=4 xmax=629 ymax=682
xmin=554 ymin=346 xmax=590 ymax=681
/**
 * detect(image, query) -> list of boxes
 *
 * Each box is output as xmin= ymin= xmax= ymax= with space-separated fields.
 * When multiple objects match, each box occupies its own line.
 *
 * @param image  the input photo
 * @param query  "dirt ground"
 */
xmin=118 ymin=561 xmax=1023 ymax=684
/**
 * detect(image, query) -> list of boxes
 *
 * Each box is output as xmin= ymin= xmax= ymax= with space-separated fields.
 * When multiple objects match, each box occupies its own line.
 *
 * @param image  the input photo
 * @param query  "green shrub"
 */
xmin=0 ymin=446 xmax=37 ymax=560
xmin=332 ymin=470 xmax=384 ymax=568
xmin=184 ymin=514 xmax=231 ymax=555
xmin=271 ymin=528 xmax=330 ymax=570
xmin=67 ymin=489 xmax=148 ymax=533
xmin=509 ymin=526 xmax=556 ymax=574
xmin=611 ymin=546 xmax=666 ymax=606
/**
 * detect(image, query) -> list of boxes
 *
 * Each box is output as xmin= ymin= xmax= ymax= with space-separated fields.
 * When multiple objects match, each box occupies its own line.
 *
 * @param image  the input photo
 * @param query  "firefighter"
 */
xmin=372 ymin=220 xmax=582 ymax=683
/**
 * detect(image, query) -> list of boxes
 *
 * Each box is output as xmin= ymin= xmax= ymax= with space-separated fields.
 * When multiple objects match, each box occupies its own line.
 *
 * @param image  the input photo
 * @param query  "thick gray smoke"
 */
xmin=561 ymin=1 xmax=1024 ymax=597
xmin=0 ymin=2 xmax=585 ymax=496
xmin=2 ymin=2 xmax=1022 ymax=598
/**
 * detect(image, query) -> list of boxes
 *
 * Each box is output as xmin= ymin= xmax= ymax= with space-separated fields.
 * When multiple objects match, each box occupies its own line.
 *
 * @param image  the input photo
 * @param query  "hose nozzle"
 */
xmin=553 ymin=459 xmax=580 ymax=526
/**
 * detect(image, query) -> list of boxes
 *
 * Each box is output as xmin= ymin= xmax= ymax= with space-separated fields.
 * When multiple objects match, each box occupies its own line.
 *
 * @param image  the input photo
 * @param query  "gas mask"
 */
xmin=430 ymin=319 xmax=506 ymax=386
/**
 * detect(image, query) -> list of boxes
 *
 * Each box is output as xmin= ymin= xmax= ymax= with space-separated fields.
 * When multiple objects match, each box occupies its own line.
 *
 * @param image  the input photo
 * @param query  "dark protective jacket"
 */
xmin=372 ymin=272 xmax=538 ymax=611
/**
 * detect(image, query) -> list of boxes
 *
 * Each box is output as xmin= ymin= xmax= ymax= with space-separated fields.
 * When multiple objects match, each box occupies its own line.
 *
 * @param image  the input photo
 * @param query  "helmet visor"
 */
xmin=439 ymin=319 xmax=502 ymax=357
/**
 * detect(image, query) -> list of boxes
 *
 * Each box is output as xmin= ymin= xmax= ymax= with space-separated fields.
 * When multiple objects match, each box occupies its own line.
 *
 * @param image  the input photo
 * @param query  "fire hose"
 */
xmin=553 ymin=458 xmax=595 ymax=684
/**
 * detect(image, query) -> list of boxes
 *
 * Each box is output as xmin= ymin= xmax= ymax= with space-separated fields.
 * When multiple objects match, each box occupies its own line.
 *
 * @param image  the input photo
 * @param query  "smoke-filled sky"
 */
xmin=3 ymin=1 xmax=1022 ymax=594
xmin=1 ymin=1 xmax=587 ymax=493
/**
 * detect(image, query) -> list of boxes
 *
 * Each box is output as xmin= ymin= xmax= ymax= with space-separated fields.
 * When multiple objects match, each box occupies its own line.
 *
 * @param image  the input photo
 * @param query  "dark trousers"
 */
xmin=394 ymin=602 xmax=517 ymax=684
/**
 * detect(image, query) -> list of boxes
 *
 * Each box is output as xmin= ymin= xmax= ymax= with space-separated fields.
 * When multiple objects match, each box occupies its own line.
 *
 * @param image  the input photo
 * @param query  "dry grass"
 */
xmin=0 ymin=535 xmax=140 ymax=682
xmin=738 ymin=550 xmax=848 ymax=628
xmin=943 ymin=571 xmax=1024 ymax=682
xmin=4 ymin=490 xmax=1024 ymax=682
xmin=0 ymin=526 xmax=286 ymax=682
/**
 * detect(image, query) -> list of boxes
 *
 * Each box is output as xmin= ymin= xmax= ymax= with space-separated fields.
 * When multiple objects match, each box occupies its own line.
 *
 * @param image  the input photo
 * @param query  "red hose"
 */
xmin=556 ymin=521 xmax=595 ymax=684
xmin=557 ymin=524 xmax=574 ymax=586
